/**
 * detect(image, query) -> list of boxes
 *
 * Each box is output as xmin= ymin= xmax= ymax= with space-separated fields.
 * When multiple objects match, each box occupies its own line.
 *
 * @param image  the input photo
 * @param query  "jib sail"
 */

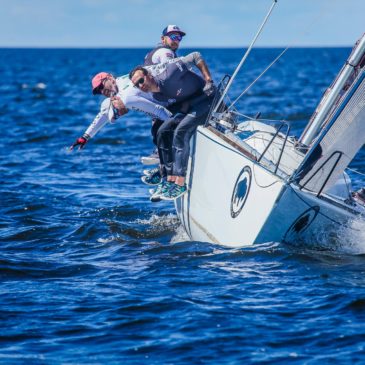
xmin=294 ymin=34 xmax=365 ymax=195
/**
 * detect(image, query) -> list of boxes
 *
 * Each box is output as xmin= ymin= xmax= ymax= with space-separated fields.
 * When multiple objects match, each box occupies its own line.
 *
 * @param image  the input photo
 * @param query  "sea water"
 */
xmin=1 ymin=48 xmax=365 ymax=363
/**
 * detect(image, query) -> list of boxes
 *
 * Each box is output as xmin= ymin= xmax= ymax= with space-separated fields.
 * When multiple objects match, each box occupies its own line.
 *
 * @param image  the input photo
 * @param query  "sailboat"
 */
xmin=174 ymin=2 xmax=365 ymax=247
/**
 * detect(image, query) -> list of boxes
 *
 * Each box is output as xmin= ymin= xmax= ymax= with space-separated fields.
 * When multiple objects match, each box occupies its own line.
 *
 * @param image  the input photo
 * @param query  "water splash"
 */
xmin=170 ymin=224 xmax=190 ymax=243
xmin=286 ymin=216 xmax=365 ymax=254
xmin=135 ymin=213 xmax=179 ymax=228
xmin=336 ymin=217 xmax=365 ymax=254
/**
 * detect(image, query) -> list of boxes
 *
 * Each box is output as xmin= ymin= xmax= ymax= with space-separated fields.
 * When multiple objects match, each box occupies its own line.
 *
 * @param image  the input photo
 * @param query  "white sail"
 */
xmin=294 ymin=35 xmax=365 ymax=195
xmin=299 ymin=34 xmax=365 ymax=146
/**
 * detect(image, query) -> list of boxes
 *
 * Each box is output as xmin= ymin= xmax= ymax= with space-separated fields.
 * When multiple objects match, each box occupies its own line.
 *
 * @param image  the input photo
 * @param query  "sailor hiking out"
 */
xmin=129 ymin=56 xmax=215 ymax=200
xmin=70 ymin=52 xmax=215 ymax=200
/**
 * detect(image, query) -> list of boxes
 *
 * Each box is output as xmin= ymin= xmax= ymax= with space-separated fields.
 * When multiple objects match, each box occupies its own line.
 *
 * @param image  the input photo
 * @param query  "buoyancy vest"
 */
xmin=144 ymin=45 xmax=177 ymax=66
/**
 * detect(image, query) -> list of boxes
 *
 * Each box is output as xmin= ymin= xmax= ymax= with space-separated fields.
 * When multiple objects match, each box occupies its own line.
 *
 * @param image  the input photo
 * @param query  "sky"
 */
xmin=0 ymin=0 xmax=364 ymax=48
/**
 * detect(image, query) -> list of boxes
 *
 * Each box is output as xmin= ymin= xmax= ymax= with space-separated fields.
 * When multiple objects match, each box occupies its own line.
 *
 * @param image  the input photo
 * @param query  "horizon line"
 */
xmin=0 ymin=45 xmax=354 ymax=49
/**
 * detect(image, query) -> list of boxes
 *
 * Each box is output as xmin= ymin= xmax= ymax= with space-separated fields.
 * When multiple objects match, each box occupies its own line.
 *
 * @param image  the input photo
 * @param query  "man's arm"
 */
xmin=177 ymin=52 xmax=216 ymax=96
xmin=84 ymin=112 xmax=110 ymax=138
xmin=149 ymin=52 xmax=214 ymax=96
xmin=70 ymin=99 xmax=112 ymax=150
xmin=178 ymin=52 xmax=213 ymax=82
xmin=125 ymin=94 xmax=173 ymax=121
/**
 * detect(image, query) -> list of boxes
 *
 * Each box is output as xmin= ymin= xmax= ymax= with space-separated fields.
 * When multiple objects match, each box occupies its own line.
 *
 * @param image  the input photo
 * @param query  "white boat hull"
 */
xmin=175 ymin=126 xmax=359 ymax=247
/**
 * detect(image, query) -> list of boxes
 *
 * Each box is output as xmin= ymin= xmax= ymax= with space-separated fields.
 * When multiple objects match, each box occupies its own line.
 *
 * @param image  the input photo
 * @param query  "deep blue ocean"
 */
xmin=1 ymin=47 xmax=365 ymax=364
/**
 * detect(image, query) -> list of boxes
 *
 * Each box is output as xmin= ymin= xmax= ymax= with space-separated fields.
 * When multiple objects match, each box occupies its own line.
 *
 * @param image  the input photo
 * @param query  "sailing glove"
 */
xmin=70 ymin=134 xmax=90 ymax=150
xmin=203 ymin=80 xmax=216 ymax=96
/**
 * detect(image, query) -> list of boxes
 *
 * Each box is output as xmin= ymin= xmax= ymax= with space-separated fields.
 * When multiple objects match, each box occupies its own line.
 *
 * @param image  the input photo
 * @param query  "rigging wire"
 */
xmin=226 ymin=0 xmax=340 ymax=110
xmin=228 ymin=47 xmax=289 ymax=110
xmin=213 ymin=0 xmax=279 ymax=114
xmin=346 ymin=167 xmax=365 ymax=178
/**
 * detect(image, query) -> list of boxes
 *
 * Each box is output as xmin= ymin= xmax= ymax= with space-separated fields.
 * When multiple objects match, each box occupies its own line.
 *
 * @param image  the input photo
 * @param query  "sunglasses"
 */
xmin=133 ymin=77 xmax=145 ymax=88
xmin=168 ymin=34 xmax=183 ymax=42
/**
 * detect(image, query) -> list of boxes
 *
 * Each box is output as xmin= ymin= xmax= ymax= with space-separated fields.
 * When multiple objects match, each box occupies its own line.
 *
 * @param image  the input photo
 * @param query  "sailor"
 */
xmin=129 ymin=56 xmax=215 ymax=200
xmin=353 ymin=187 xmax=365 ymax=204
xmin=144 ymin=25 xmax=186 ymax=66
xmin=69 ymin=72 xmax=172 ymax=150
xmin=69 ymin=52 xmax=213 ymax=156
xmin=143 ymin=25 xmax=186 ymax=165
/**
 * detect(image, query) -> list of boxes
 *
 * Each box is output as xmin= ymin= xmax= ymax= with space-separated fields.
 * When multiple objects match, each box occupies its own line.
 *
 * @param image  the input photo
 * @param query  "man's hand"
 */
xmin=111 ymin=96 xmax=128 ymax=118
xmin=70 ymin=136 xmax=88 ymax=151
xmin=203 ymin=80 xmax=216 ymax=96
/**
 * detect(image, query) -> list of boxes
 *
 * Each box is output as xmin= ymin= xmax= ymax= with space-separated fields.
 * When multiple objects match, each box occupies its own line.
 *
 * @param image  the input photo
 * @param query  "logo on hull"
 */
xmin=230 ymin=166 xmax=252 ymax=218
xmin=283 ymin=206 xmax=320 ymax=243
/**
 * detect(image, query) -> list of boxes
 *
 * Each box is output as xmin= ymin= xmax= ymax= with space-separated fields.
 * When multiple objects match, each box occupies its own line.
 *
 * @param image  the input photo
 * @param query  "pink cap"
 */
xmin=92 ymin=72 xmax=110 ymax=94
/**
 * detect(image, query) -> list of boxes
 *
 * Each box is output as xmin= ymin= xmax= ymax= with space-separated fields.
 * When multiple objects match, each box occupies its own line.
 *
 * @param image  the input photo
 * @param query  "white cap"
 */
xmin=162 ymin=25 xmax=186 ymax=36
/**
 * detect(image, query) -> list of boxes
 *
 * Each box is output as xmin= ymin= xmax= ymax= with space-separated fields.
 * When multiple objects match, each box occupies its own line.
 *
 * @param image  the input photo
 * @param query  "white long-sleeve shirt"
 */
xmin=83 ymin=52 xmax=205 ymax=139
xmin=84 ymin=76 xmax=172 ymax=138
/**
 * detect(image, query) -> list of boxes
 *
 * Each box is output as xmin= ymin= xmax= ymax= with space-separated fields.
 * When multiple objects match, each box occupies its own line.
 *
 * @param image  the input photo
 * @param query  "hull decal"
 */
xmin=231 ymin=166 xmax=252 ymax=218
xmin=283 ymin=206 xmax=320 ymax=242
